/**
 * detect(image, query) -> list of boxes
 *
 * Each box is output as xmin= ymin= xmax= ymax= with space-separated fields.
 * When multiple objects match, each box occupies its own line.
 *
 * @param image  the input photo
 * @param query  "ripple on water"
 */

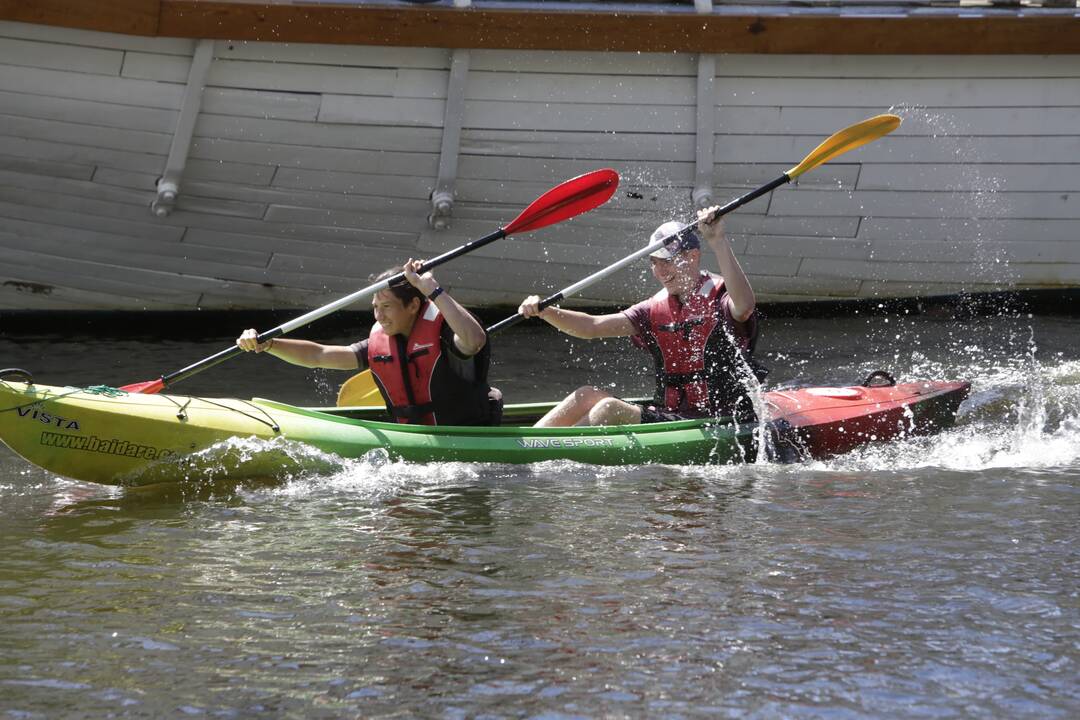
xmin=1 ymin=319 xmax=1079 ymax=717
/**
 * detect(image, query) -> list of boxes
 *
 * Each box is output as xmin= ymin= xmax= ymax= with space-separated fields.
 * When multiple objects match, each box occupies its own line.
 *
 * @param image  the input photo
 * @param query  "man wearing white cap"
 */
xmin=518 ymin=206 xmax=760 ymax=427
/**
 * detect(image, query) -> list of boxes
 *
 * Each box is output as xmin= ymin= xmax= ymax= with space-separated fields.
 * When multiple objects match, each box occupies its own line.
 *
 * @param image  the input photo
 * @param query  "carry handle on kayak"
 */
xmin=0 ymin=368 xmax=33 ymax=384
xmin=120 ymin=169 xmax=620 ymax=395
xmin=489 ymin=114 xmax=902 ymax=334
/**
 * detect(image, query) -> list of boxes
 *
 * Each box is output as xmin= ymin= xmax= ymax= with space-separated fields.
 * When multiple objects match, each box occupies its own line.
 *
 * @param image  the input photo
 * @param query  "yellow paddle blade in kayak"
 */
xmin=786 ymin=114 xmax=901 ymax=180
xmin=337 ymin=370 xmax=384 ymax=407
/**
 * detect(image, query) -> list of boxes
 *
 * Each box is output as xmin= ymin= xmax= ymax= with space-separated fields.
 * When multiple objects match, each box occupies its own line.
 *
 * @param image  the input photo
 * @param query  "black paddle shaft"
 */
xmin=710 ymin=173 xmax=790 ymax=219
xmin=485 ymin=173 xmax=791 ymax=336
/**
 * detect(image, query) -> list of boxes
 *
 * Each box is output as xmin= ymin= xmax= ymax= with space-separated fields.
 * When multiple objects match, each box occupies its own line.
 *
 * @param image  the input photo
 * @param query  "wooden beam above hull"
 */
xmin=0 ymin=0 xmax=159 ymax=36
xmin=2 ymin=1 xmax=1079 ymax=54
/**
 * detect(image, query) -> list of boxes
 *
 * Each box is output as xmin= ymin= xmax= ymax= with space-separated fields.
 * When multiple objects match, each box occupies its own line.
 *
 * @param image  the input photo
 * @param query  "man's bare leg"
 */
xmin=534 ymin=386 xmax=611 ymax=428
xmin=588 ymin=397 xmax=643 ymax=426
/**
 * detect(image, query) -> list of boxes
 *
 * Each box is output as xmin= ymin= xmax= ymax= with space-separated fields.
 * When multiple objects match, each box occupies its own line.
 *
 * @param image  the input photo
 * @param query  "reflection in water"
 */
xmin=1 ymin=316 xmax=1079 ymax=717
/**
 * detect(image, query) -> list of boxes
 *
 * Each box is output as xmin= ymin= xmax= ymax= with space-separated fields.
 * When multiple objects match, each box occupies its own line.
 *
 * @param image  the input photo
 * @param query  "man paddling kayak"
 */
xmin=237 ymin=260 xmax=501 ymax=426
xmin=518 ymin=207 xmax=762 ymax=427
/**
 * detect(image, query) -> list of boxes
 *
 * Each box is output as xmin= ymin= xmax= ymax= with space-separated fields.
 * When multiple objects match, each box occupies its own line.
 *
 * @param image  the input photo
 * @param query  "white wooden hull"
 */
xmin=1 ymin=20 xmax=1077 ymax=311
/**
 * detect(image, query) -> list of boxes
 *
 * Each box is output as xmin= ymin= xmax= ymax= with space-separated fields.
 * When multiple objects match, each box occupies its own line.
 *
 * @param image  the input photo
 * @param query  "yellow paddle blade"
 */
xmin=786 ymin=114 xmax=901 ymax=180
xmin=336 ymin=370 xmax=385 ymax=407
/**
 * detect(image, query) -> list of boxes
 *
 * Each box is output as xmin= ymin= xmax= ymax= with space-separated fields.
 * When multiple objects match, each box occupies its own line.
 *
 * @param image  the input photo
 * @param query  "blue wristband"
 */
xmin=426 ymin=286 xmax=444 ymax=302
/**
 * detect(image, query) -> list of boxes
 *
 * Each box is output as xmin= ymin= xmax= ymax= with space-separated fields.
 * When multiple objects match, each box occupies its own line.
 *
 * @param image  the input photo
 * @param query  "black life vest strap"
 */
xmin=659 ymin=370 xmax=707 ymax=388
xmin=656 ymin=370 xmax=708 ymax=412
xmin=394 ymin=334 xmax=421 ymax=413
xmin=388 ymin=402 xmax=436 ymax=420
xmin=656 ymin=317 xmax=704 ymax=340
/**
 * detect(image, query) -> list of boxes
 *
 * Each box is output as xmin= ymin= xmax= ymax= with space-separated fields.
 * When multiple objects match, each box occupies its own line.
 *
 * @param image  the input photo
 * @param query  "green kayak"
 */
xmin=0 ymin=375 xmax=969 ymax=486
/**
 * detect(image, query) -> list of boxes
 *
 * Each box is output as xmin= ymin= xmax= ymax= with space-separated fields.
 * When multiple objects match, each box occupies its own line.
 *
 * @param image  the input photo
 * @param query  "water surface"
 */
xmin=1 ymin=312 xmax=1078 ymax=718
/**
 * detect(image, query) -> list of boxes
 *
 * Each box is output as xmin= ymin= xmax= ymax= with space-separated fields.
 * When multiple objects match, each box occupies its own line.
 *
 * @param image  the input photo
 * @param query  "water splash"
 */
xmin=886 ymin=105 xmax=1018 ymax=289
xmin=122 ymin=434 xmax=348 ymax=487
xmin=114 ymin=323 xmax=1080 ymax=490
xmin=272 ymin=456 xmax=485 ymax=501
xmin=805 ymin=353 xmax=1080 ymax=474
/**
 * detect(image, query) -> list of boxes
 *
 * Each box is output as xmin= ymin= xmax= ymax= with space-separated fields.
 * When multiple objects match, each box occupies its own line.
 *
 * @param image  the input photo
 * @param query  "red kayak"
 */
xmin=764 ymin=371 xmax=970 ymax=461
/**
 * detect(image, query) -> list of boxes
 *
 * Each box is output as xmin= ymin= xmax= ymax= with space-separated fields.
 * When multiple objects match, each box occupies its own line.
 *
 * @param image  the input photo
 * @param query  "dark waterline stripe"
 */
xmin=0 ymin=289 xmax=1078 ymax=338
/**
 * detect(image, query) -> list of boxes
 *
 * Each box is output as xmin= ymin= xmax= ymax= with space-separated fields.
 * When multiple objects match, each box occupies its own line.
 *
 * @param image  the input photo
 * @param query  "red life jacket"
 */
xmin=636 ymin=272 xmax=758 ymax=420
xmin=367 ymin=301 xmax=494 ymax=426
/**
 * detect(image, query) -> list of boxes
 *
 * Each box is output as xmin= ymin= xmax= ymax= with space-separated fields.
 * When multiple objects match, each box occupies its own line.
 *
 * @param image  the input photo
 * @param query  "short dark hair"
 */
xmin=372 ymin=266 xmax=424 ymax=306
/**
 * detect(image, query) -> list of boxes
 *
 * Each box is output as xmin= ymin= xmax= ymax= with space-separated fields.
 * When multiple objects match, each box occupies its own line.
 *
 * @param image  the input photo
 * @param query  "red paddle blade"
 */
xmin=503 ymin=168 xmax=619 ymax=235
xmin=119 ymin=378 xmax=164 ymax=394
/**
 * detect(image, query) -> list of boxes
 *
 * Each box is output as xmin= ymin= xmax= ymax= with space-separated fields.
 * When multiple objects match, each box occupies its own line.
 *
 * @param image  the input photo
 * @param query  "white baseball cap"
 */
xmin=648 ymin=221 xmax=700 ymax=260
